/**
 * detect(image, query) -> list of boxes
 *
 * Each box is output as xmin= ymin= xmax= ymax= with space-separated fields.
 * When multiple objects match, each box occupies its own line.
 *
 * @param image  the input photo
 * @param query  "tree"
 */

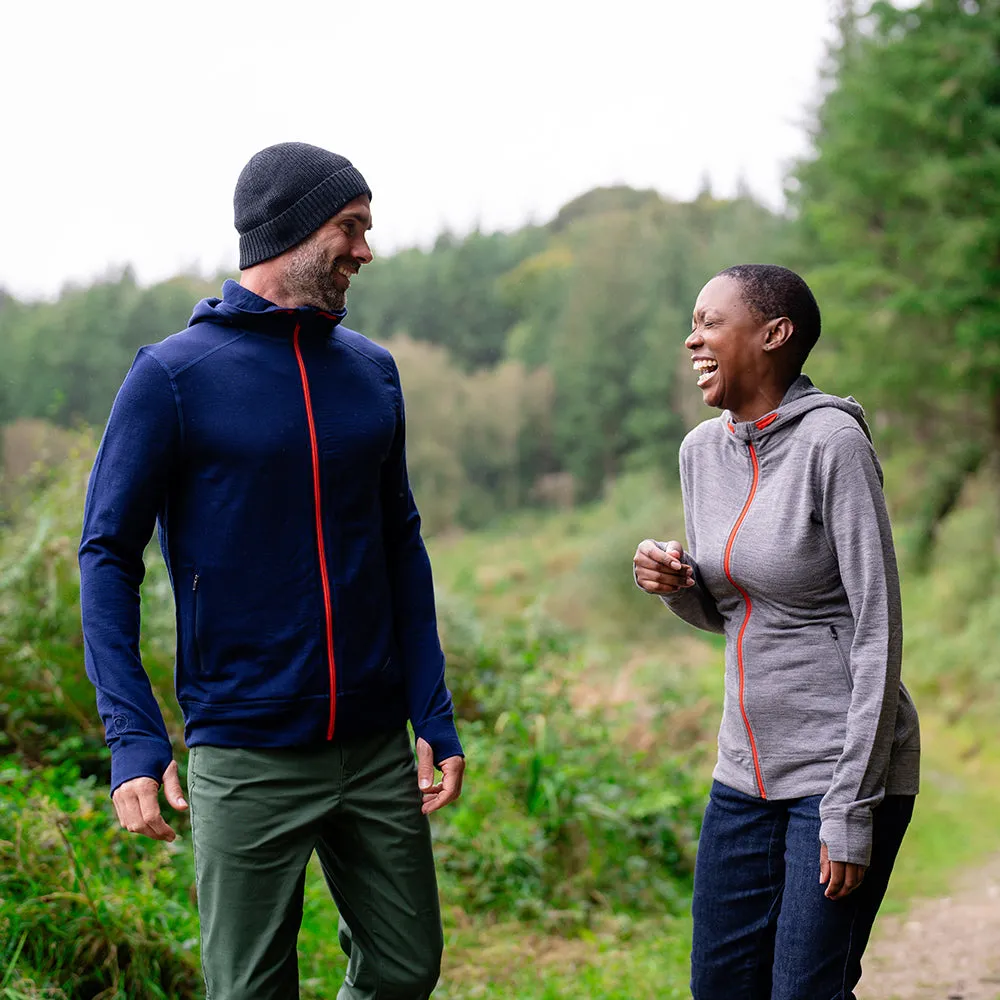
xmin=794 ymin=0 xmax=1000 ymax=463
xmin=348 ymin=227 xmax=547 ymax=370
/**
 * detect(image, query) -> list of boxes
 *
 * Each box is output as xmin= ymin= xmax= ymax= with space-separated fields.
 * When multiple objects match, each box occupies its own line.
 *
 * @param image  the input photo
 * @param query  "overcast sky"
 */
xmin=2 ymin=0 xmax=836 ymax=300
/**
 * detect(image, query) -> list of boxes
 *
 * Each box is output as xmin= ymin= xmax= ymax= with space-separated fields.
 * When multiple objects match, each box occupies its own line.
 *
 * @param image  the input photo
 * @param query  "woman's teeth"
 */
xmin=694 ymin=359 xmax=718 ymax=387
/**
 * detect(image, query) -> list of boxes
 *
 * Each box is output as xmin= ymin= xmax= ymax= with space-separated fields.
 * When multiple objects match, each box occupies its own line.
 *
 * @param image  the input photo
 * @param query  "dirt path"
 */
xmin=861 ymin=854 xmax=1000 ymax=1000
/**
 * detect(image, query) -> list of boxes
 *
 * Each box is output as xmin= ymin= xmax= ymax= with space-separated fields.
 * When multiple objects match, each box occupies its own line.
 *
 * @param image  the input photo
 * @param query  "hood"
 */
xmin=187 ymin=279 xmax=348 ymax=336
xmin=725 ymin=374 xmax=872 ymax=443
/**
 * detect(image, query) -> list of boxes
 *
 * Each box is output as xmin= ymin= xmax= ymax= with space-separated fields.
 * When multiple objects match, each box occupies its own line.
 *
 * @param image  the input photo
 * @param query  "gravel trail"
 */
xmin=861 ymin=855 xmax=1000 ymax=1000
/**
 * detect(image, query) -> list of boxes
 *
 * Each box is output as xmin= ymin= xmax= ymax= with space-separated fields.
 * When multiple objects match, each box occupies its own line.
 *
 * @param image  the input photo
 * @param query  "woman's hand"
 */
xmin=633 ymin=539 xmax=696 ymax=595
xmin=820 ymin=842 xmax=866 ymax=900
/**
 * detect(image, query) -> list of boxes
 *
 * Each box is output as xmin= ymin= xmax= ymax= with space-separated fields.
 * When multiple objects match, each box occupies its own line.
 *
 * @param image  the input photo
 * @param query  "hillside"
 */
xmin=3 ymin=446 xmax=1000 ymax=997
xmin=3 ymin=2 xmax=1000 ymax=994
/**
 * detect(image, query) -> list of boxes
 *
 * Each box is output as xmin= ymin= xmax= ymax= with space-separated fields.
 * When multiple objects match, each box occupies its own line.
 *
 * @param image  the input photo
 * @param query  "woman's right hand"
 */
xmin=633 ymin=539 xmax=696 ymax=595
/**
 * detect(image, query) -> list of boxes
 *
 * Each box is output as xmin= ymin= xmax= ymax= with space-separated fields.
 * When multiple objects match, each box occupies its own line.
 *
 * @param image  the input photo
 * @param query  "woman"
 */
xmin=633 ymin=264 xmax=920 ymax=1000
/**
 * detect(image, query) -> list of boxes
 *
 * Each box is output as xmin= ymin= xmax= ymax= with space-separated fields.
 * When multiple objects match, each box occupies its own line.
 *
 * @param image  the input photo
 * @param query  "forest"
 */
xmin=2 ymin=2 xmax=999 ymax=997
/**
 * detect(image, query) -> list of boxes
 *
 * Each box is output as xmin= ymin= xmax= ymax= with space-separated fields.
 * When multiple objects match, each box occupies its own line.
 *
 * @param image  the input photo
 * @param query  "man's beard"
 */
xmin=282 ymin=235 xmax=346 ymax=313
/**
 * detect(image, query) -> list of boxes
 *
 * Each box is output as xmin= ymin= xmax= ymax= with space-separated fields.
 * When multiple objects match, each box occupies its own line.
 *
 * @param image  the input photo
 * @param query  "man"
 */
xmin=79 ymin=142 xmax=465 ymax=1000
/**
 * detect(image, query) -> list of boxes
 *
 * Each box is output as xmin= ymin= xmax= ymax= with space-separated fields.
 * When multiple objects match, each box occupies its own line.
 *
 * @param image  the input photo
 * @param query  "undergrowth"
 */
xmin=3 ymin=443 xmax=1000 ymax=998
xmin=0 ymin=450 xmax=704 ymax=998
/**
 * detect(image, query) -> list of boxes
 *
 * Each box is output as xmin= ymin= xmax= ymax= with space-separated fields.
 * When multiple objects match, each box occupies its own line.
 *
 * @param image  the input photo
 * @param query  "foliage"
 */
xmin=503 ymin=193 xmax=790 ymax=498
xmin=3 ymin=7 xmax=1000 ymax=993
xmin=0 ymin=272 xmax=218 ymax=429
xmin=435 ymin=594 xmax=702 ymax=922
xmin=0 ymin=459 xmax=705 ymax=996
xmin=0 ymin=440 xmax=179 ymax=782
xmin=895 ymin=465 xmax=1000 ymax=721
xmin=0 ymin=189 xmax=792 ymax=530
xmin=388 ymin=337 xmax=555 ymax=532
xmin=0 ymin=762 xmax=200 ymax=1000
xmin=348 ymin=227 xmax=549 ymax=371
xmin=794 ymin=0 xmax=1000 ymax=464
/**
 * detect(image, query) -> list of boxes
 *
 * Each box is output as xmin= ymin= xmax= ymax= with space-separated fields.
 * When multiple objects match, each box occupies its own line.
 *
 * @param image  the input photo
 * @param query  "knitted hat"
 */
xmin=234 ymin=142 xmax=372 ymax=270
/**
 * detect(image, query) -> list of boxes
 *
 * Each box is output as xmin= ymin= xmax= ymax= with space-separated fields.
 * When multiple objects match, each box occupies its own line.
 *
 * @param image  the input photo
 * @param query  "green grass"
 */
xmin=878 ymin=714 xmax=1000 ymax=913
xmin=422 ymin=484 xmax=1000 ymax=994
xmin=297 ymin=857 xmax=694 ymax=1000
xmin=428 ymin=472 xmax=693 ymax=637
xmin=437 ymin=915 xmax=693 ymax=999
xmin=0 ymin=460 xmax=708 ymax=998
xmin=4 ymin=455 xmax=1000 ymax=998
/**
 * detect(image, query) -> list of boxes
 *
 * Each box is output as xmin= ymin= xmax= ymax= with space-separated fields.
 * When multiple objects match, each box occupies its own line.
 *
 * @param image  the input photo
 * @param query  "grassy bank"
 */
xmin=0 ymin=457 xmax=706 ymax=998
xmin=422 ymin=470 xmax=1000 ymax=995
xmin=2 ymin=453 xmax=999 ymax=998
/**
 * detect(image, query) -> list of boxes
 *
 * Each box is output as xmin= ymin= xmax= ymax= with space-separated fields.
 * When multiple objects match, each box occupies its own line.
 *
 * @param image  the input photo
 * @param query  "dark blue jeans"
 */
xmin=691 ymin=780 xmax=914 ymax=1000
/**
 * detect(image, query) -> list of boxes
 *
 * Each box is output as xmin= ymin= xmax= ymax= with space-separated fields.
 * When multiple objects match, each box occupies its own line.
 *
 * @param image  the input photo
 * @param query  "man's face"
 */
xmin=281 ymin=195 xmax=373 ymax=312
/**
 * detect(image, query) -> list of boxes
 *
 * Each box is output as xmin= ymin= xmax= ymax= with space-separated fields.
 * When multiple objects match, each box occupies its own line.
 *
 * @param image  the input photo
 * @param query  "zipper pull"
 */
xmin=830 ymin=624 xmax=838 ymax=639
xmin=193 ymin=573 xmax=199 ymax=592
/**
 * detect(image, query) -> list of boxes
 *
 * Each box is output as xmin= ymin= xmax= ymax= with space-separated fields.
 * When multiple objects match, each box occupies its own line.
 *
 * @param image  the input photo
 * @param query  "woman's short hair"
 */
xmin=717 ymin=264 xmax=821 ymax=367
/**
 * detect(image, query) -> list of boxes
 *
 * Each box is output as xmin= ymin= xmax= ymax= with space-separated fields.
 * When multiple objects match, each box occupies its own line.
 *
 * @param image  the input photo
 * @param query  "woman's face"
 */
xmin=686 ymin=275 xmax=771 ymax=415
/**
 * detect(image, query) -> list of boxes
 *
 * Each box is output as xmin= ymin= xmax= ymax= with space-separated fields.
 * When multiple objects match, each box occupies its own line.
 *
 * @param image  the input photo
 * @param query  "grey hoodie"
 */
xmin=657 ymin=375 xmax=920 ymax=866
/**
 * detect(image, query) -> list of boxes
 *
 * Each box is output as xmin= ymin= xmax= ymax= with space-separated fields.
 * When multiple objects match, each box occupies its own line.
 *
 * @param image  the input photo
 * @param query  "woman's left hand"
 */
xmin=820 ymin=842 xmax=866 ymax=900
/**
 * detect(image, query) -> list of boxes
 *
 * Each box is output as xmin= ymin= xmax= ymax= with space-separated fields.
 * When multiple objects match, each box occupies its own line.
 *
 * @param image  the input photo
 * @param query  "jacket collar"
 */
xmin=723 ymin=374 xmax=871 ymax=444
xmin=187 ymin=279 xmax=348 ymax=338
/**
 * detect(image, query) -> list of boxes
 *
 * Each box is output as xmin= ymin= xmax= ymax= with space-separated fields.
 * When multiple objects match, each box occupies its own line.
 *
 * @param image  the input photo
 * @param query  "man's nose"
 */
xmin=685 ymin=329 xmax=702 ymax=350
xmin=354 ymin=237 xmax=374 ymax=265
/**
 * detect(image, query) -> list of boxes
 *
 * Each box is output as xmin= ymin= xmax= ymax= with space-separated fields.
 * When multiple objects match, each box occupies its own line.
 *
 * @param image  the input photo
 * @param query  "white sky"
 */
xmin=2 ymin=0 xmax=836 ymax=301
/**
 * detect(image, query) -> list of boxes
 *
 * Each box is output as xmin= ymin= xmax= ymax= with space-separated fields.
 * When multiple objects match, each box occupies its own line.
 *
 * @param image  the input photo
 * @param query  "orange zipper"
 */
xmin=723 ymin=442 xmax=767 ymax=798
xmin=292 ymin=325 xmax=337 ymax=739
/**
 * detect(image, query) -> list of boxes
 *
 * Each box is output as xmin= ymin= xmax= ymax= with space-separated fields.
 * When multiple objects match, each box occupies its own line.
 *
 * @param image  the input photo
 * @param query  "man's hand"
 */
xmin=633 ymin=539 xmax=695 ymax=595
xmin=416 ymin=737 xmax=465 ymax=815
xmin=820 ymin=842 xmax=866 ymax=900
xmin=111 ymin=760 xmax=188 ymax=842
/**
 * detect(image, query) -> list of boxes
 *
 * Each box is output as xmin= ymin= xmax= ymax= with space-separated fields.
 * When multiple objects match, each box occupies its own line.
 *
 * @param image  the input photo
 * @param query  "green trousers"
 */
xmin=187 ymin=729 xmax=443 ymax=1000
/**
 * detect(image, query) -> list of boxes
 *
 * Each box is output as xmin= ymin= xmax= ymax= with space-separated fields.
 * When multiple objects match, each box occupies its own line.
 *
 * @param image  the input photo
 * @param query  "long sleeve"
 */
xmin=817 ymin=426 xmax=902 ymax=866
xmin=655 ymin=441 xmax=726 ymax=634
xmin=657 ymin=553 xmax=726 ymax=634
xmin=380 ymin=359 xmax=462 ymax=765
xmin=79 ymin=349 xmax=180 ymax=794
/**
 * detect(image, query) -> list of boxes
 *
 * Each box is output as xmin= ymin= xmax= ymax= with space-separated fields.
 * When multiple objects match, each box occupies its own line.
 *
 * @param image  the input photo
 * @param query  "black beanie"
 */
xmin=234 ymin=142 xmax=372 ymax=270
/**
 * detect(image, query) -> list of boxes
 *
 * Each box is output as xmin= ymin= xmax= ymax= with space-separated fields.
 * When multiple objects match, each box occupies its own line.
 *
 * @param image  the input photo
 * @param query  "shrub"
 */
xmin=0 ymin=761 xmax=201 ymax=1000
xmin=434 ymin=592 xmax=703 ymax=926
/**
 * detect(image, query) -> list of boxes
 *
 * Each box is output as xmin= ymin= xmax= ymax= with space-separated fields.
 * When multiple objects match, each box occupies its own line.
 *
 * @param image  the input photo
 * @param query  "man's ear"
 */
xmin=763 ymin=316 xmax=794 ymax=352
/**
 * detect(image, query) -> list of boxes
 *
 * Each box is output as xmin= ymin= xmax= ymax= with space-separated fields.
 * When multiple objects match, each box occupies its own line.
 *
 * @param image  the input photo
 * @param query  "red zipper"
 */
xmin=292 ymin=325 xmax=337 ymax=739
xmin=723 ymin=442 xmax=767 ymax=798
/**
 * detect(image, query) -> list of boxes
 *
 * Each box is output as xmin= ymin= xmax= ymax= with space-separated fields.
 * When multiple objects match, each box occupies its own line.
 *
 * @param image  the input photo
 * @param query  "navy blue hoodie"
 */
xmin=80 ymin=280 xmax=462 ymax=793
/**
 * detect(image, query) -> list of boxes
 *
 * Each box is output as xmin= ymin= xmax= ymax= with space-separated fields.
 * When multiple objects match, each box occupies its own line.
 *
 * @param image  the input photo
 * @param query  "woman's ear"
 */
xmin=763 ymin=316 xmax=794 ymax=352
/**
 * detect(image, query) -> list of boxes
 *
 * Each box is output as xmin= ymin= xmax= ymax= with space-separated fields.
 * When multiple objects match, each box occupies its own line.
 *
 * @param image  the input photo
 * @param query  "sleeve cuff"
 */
xmin=413 ymin=714 xmax=464 ymax=765
xmin=819 ymin=806 xmax=873 ymax=866
xmin=109 ymin=737 xmax=174 ymax=796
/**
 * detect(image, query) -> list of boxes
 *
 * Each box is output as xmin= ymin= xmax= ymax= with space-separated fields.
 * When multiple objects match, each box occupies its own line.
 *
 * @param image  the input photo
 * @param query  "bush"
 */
xmin=0 ymin=441 xmax=180 ymax=779
xmin=435 ymin=592 xmax=703 ymax=926
xmin=0 ymin=761 xmax=201 ymax=1000
xmin=0 ymin=443 xmax=706 ymax=999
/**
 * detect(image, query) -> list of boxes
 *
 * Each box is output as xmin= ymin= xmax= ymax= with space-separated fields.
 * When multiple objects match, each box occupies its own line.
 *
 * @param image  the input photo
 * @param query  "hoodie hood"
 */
xmin=187 ymin=279 xmax=348 ymax=335
xmin=725 ymin=374 xmax=872 ymax=444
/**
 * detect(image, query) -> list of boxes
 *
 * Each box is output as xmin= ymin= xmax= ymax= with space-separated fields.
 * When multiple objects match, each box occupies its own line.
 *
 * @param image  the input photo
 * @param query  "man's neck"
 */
xmin=239 ymin=267 xmax=292 ymax=309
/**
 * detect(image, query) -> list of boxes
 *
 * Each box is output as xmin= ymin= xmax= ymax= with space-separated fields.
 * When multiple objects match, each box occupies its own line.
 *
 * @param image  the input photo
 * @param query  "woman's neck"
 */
xmin=730 ymin=376 xmax=796 ymax=424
